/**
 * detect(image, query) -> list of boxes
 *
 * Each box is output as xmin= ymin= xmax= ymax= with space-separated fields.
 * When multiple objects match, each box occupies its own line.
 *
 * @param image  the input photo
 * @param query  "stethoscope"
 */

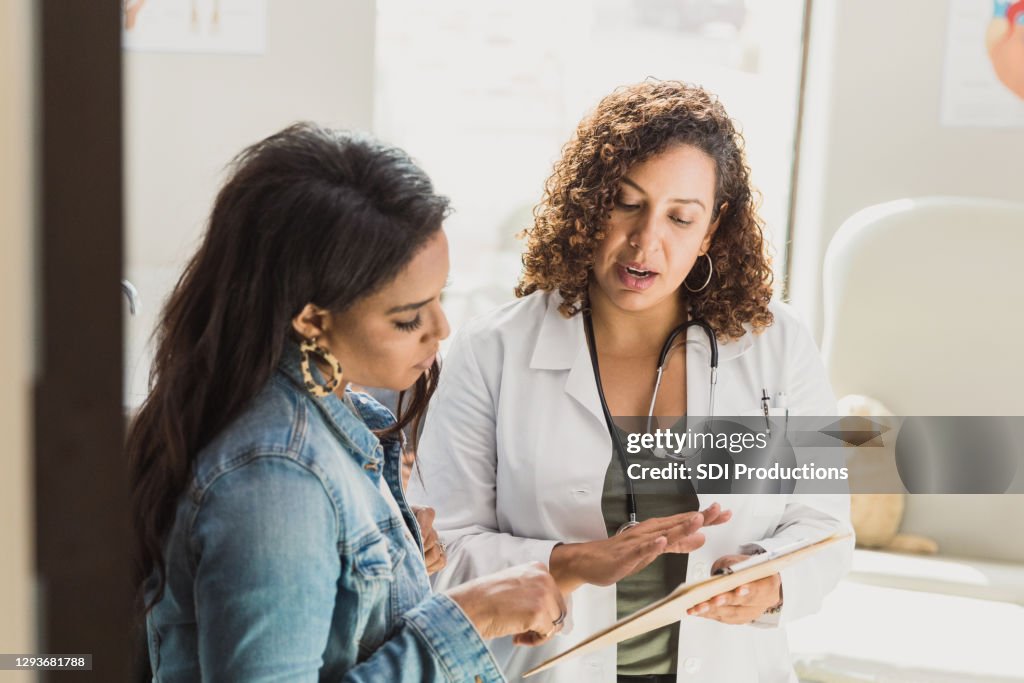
xmin=583 ymin=308 xmax=719 ymax=534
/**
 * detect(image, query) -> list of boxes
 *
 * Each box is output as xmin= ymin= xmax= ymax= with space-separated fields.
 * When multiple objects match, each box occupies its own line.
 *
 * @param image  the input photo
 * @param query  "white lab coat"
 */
xmin=409 ymin=291 xmax=853 ymax=683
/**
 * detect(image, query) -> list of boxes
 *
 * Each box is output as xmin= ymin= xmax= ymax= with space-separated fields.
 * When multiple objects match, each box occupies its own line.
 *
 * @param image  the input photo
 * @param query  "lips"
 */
xmin=414 ymin=351 xmax=437 ymax=371
xmin=615 ymin=262 xmax=658 ymax=291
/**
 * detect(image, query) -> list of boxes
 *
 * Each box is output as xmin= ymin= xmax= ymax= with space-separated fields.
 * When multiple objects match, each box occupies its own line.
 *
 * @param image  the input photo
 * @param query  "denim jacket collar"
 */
xmin=276 ymin=342 xmax=387 ymax=471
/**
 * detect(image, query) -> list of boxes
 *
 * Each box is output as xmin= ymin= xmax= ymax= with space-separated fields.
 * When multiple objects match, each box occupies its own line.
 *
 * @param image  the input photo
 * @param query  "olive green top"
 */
xmin=601 ymin=422 xmax=698 ymax=676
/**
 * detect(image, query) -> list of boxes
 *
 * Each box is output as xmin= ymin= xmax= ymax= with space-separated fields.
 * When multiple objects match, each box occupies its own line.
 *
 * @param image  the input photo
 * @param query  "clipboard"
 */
xmin=524 ymin=533 xmax=850 ymax=677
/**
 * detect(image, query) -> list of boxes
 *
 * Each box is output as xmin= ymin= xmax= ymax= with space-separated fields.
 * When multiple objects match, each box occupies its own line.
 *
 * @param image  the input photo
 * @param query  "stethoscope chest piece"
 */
xmin=616 ymin=519 xmax=641 ymax=535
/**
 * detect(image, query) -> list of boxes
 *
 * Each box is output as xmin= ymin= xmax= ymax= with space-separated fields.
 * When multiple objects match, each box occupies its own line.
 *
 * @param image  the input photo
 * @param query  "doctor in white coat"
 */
xmin=409 ymin=81 xmax=852 ymax=683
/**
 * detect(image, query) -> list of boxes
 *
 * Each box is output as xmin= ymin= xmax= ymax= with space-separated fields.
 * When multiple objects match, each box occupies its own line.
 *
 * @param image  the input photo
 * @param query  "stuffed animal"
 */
xmin=839 ymin=394 xmax=939 ymax=555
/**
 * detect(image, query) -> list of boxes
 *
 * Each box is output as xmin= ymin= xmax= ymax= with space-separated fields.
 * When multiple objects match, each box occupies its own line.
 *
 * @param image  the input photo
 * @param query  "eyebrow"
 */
xmin=620 ymin=176 xmax=707 ymax=210
xmin=386 ymin=297 xmax=433 ymax=315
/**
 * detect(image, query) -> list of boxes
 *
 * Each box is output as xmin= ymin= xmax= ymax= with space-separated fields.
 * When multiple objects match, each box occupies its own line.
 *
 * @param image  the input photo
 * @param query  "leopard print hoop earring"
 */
xmin=299 ymin=337 xmax=343 ymax=397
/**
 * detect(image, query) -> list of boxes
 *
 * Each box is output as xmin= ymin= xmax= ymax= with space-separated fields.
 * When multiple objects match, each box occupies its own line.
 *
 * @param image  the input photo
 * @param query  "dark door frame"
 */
xmin=36 ymin=1 xmax=132 ymax=680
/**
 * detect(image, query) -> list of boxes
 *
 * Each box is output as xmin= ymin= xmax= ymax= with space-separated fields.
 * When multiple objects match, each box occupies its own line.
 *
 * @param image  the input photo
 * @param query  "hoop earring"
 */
xmin=684 ymin=253 xmax=714 ymax=293
xmin=299 ymin=337 xmax=343 ymax=397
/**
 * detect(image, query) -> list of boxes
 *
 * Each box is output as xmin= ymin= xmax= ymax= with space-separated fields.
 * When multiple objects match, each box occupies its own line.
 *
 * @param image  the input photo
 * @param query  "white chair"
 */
xmin=822 ymin=196 xmax=1024 ymax=417
xmin=820 ymin=196 xmax=1024 ymax=563
xmin=790 ymin=197 xmax=1024 ymax=682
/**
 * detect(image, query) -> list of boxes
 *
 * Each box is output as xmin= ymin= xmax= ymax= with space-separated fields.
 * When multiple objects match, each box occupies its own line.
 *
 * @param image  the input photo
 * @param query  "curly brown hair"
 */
xmin=515 ymin=80 xmax=774 ymax=340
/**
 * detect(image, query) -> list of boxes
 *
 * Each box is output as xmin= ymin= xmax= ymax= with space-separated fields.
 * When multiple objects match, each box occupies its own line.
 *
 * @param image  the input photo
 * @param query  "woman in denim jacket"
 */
xmin=127 ymin=123 xmax=566 ymax=682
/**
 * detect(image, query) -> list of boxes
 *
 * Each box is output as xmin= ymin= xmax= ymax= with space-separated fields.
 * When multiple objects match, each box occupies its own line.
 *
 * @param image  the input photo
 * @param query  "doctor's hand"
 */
xmin=549 ymin=503 xmax=731 ymax=594
xmin=446 ymin=562 xmax=567 ymax=646
xmin=686 ymin=553 xmax=782 ymax=624
xmin=411 ymin=505 xmax=446 ymax=575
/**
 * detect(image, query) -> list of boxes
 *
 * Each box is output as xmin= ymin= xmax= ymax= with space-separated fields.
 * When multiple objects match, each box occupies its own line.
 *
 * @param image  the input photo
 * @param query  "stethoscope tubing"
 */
xmin=583 ymin=308 xmax=719 ymax=533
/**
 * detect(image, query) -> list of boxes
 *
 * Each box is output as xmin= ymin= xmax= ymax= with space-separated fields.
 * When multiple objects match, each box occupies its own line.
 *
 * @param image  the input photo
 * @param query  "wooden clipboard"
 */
xmin=524 ymin=533 xmax=850 ymax=677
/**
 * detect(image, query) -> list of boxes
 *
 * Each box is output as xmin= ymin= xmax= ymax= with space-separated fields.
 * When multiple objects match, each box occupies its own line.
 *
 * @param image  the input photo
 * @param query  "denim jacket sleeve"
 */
xmin=191 ymin=455 xmax=504 ymax=683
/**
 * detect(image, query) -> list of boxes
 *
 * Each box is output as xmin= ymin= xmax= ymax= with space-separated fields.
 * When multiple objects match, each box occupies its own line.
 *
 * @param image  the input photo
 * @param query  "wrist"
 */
xmin=549 ymin=543 xmax=585 ymax=594
xmin=446 ymin=583 xmax=493 ymax=635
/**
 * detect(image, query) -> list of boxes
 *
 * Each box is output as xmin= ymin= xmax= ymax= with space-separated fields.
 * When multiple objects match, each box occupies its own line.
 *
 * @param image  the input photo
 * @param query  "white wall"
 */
xmin=0 ymin=0 xmax=37 ymax=673
xmin=789 ymin=0 xmax=1024 ymax=337
xmin=124 ymin=0 xmax=376 ymax=407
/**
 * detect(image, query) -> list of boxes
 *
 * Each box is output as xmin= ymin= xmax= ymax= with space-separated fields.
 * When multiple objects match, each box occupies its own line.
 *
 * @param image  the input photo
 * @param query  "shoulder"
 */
xmin=722 ymin=300 xmax=825 ymax=380
xmin=751 ymin=300 xmax=835 ymax=412
xmin=750 ymin=299 xmax=819 ymax=352
xmin=447 ymin=290 xmax=554 ymax=361
xmin=458 ymin=290 xmax=551 ymax=342
xmin=767 ymin=299 xmax=815 ymax=336
xmin=192 ymin=377 xmax=306 ymax=484
xmin=190 ymin=377 xmax=358 ymax=499
xmin=431 ymin=292 xmax=559 ymax=403
xmin=183 ymin=380 xmax=340 ymax=530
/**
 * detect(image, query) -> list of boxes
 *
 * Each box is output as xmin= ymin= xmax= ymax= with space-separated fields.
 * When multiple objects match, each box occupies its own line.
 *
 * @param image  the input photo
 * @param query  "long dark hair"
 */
xmin=127 ymin=123 xmax=449 ymax=609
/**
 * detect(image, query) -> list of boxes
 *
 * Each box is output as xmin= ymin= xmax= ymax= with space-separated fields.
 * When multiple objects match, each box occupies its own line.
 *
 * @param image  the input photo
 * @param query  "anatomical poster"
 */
xmin=941 ymin=0 xmax=1024 ymax=126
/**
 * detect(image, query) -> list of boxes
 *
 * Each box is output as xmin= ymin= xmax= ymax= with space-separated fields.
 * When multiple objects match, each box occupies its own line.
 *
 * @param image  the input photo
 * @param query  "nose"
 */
xmin=628 ymin=209 xmax=661 ymax=254
xmin=425 ymin=300 xmax=451 ymax=343
xmin=437 ymin=307 xmax=451 ymax=341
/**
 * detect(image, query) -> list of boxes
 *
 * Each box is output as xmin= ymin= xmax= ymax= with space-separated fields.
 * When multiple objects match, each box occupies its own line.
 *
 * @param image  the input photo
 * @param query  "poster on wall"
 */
xmin=122 ymin=0 xmax=267 ymax=55
xmin=941 ymin=0 xmax=1024 ymax=126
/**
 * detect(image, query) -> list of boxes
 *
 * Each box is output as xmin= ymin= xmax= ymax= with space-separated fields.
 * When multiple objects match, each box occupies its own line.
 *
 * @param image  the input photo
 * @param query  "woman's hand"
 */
xmin=549 ymin=503 xmax=731 ymax=593
xmin=685 ymin=553 xmax=782 ymax=624
xmin=446 ymin=562 xmax=567 ymax=646
xmin=411 ymin=505 xmax=446 ymax=575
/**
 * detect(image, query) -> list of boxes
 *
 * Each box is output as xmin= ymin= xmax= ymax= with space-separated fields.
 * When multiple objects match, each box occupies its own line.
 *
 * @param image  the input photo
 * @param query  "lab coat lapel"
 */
xmin=564 ymin=341 xmax=605 ymax=427
xmin=529 ymin=294 xmax=606 ymax=428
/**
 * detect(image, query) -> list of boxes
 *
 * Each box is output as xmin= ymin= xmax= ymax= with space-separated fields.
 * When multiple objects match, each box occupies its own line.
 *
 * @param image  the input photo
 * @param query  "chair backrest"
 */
xmin=822 ymin=196 xmax=1024 ymax=416
xmin=822 ymin=197 xmax=1024 ymax=563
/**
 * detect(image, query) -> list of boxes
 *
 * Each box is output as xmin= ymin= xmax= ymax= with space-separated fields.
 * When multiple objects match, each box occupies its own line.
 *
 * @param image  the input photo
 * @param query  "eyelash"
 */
xmin=394 ymin=315 xmax=423 ymax=332
xmin=615 ymin=199 xmax=692 ymax=225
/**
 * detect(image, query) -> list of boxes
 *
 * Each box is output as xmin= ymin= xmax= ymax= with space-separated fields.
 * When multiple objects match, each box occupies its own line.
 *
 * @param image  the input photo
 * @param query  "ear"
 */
xmin=291 ymin=303 xmax=331 ymax=341
xmin=701 ymin=201 xmax=728 ymax=253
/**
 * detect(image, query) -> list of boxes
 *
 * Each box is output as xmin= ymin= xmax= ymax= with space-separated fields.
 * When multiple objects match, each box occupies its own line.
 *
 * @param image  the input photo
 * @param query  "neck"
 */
xmin=587 ymin=283 xmax=688 ymax=357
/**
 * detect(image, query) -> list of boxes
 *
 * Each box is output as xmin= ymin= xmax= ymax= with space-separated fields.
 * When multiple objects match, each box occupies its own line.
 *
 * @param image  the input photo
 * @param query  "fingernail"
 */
xmin=738 ymin=587 xmax=750 ymax=596
xmin=699 ymin=605 xmax=709 ymax=613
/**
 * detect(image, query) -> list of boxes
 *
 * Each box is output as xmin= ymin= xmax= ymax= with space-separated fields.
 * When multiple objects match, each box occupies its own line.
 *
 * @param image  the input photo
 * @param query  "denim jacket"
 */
xmin=145 ymin=343 xmax=505 ymax=682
